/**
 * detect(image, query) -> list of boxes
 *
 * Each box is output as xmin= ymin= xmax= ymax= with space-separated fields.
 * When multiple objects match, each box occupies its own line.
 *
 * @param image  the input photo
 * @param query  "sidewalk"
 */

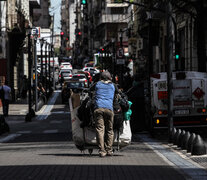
xmin=0 ymin=92 xmax=207 ymax=180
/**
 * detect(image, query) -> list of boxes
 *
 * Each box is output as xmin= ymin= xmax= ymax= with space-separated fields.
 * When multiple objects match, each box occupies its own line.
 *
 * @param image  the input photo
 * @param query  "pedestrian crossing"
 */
xmin=0 ymin=129 xmax=63 ymax=143
xmin=1 ymin=90 xmax=71 ymax=143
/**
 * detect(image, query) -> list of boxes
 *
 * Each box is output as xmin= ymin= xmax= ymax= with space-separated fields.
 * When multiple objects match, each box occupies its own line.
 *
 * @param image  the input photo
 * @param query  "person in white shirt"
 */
xmin=0 ymin=80 xmax=11 ymax=117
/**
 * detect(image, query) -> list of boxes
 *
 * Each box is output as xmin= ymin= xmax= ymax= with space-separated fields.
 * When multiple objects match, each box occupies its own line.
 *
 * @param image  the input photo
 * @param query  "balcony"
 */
xmin=97 ymin=14 xmax=128 ymax=25
xmin=29 ymin=0 xmax=41 ymax=8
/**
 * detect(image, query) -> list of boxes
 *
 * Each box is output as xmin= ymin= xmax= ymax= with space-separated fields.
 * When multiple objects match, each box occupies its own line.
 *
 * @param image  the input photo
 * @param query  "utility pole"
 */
xmin=166 ymin=1 xmax=174 ymax=141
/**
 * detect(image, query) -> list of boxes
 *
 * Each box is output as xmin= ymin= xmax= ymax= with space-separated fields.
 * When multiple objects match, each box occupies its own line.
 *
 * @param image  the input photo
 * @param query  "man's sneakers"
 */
xmin=99 ymin=151 xmax=113 ymax=157
xmin=99 ymin=152 xmax=107 ymax=157
xmin=107 ymin=152 xmax=113 ymax=156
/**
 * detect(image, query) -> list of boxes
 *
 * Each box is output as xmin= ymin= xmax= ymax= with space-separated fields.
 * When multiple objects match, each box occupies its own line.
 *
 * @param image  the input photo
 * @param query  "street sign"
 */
xmin=117 ymin=48 xmax=124 ymax=58
xmin=31 ymin=27 xmax=41 ymax=38
xmin=116 ymin=59 xmax=125 ymax=64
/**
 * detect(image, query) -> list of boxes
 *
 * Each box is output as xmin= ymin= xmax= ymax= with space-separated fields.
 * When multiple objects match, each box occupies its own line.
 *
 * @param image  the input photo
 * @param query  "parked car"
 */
xmin=58 ymin=69 xmax=73 ymax=83
xmin=61 ymin=81 xmax=85 ymax=103
xmin=60 ymin=62 xmax=73 ymax=70
xmin=72 ymin=73 xmax=89 ymax=87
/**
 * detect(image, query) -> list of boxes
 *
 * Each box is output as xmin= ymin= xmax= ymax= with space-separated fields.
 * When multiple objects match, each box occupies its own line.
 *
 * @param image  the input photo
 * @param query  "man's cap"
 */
xmin=101 ymin=71 xmax=112 ymax=81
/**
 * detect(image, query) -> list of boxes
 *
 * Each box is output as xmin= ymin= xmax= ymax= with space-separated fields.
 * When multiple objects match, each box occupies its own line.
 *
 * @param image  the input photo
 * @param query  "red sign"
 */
xmin=158 ymin=91 xmax=168 ymax=100
xmin=193 ymin=87 xmax=205 ymax=99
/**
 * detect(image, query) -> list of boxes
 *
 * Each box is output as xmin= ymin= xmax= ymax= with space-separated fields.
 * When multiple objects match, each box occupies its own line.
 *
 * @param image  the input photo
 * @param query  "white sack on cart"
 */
xmin=69 ymin=98 xmax=84 ymax=146
xmin=119 ymin=120 xmax=132 ymax=144
xmin=113 ymin=120 xmax=132 ymax=146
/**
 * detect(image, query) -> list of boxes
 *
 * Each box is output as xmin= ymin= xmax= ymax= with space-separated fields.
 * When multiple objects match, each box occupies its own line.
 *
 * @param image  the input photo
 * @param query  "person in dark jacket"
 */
xmin=90 ymin=71 xmax=118 ymax=157
xmin=0 ymin=80 xmax=11 ymax=117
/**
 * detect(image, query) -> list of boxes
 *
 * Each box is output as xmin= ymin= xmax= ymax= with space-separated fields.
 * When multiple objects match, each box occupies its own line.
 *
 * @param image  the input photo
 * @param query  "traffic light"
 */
xmin=175 ymin=42 xmax=180 ymax=60
xmin=75 ymin=29 xmax=82 ymax=40
xmin=81 ymin=0 xmax=86 ymax=5
xmin=60 ymin=32 xmax=64 ymax=36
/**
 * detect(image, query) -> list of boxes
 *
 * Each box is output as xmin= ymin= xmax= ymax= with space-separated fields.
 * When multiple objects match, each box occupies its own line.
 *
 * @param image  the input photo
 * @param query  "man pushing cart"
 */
xmin=69 ymin=71 xmax=132 ymax=157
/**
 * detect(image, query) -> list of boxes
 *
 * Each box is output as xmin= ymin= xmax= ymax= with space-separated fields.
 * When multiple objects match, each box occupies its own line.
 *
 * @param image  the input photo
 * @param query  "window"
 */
xmin=111 ymin=7 xmax=125 ymax=14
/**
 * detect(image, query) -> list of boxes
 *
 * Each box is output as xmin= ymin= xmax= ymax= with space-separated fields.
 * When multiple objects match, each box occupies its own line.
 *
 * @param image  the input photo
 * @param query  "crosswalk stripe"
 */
xmin=50 ymin=120 xmax=62 ymax=124
xmin=0 ymin=134 xmax=21 ymax=143
xmin=43 ymin=130 xmax=58 ymax=133
xmin=17 ymin=131 xmax=31 ymax=134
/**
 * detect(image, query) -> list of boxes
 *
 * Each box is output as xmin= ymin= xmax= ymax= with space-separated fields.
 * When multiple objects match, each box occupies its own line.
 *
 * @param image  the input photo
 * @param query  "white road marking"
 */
xmin=0 ymin=134 xmax=21 ymax=143
xmin=36 ymin=91 xmax=59 ymax=121
xmin=50 ymin=120 xmax=62 ymax=124
xmin=51 ymin=111 xmax=70 ymax=114
xmin=7 ymin=120 xmax=24 ymax=124
xmin=43 ymin=130 xmax=58 ymax=133
xmin=17 ymin=131 xmax=31 ymax=134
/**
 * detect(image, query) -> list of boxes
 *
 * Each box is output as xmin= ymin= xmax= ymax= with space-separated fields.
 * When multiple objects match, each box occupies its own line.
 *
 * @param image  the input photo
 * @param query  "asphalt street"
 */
xmin=0 ymin=91 xmax=207 ymax=180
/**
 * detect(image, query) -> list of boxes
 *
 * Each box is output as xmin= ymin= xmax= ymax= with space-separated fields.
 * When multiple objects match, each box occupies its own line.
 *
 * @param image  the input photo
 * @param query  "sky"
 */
xmin=50 ymin=0 xmax=61 ymax=33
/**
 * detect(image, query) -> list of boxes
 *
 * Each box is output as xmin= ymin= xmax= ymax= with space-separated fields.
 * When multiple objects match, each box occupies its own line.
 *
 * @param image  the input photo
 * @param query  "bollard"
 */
xmin=187 ymin=133 xmax=196 ymax=153
xmin=173 ymin=129 xmax=181 ymax=145
xmin=169 ymin=127 xmax=177 ymax=143
xmin=191 ymin=134 xmax=206 ymax=155
xmin=181 ymin=131 xmax=191 ymax=150
xmin=178 ymin=130 xmax=185 ymax=147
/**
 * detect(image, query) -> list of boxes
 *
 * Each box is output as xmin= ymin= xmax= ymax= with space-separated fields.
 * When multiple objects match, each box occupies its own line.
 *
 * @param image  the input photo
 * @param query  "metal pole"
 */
xmin=48 ymin=43 xmax=51 ymax=95
xmin=52 ymin=45 xmax=55 ymax=90
xmin=25 ymin=31 xmax=32 ymax=122
xmin=40 ymin=39 xmax=43 ymax=83
xmin=120 ymin=29 xmax=123 ymax=87
xmin=51 ymin=14 xmax=55 ymax=91
xmin=45 ymin=42 xmax=47 ymax=98
xmin=166 ymin=1 xmax=174 ymax=141
xmin=34 ymin=37 xmax=38 ymax=112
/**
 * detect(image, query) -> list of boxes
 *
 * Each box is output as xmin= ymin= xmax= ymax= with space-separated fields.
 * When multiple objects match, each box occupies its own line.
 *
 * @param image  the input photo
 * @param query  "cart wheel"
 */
xmin=88 ymin=149 xmax=93 ymax=155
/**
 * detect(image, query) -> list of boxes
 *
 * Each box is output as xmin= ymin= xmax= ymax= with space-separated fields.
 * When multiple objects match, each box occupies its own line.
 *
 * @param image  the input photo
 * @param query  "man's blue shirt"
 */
xmin=94 ymin=81 xmax=115 ymax=111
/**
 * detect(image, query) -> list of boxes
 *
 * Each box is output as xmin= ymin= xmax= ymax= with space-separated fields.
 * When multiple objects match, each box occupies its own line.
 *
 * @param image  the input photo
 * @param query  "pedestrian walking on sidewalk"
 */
xmin=0 ymin=80 xmax=11 ymax=117
xmin=90 ymin=71 xmax=118 ymax=157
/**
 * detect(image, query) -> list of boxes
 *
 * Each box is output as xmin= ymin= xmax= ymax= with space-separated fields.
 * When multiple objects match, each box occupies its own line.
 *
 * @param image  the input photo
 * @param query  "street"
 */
xmin=0 ymin=91 xmax=207 ymax=180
